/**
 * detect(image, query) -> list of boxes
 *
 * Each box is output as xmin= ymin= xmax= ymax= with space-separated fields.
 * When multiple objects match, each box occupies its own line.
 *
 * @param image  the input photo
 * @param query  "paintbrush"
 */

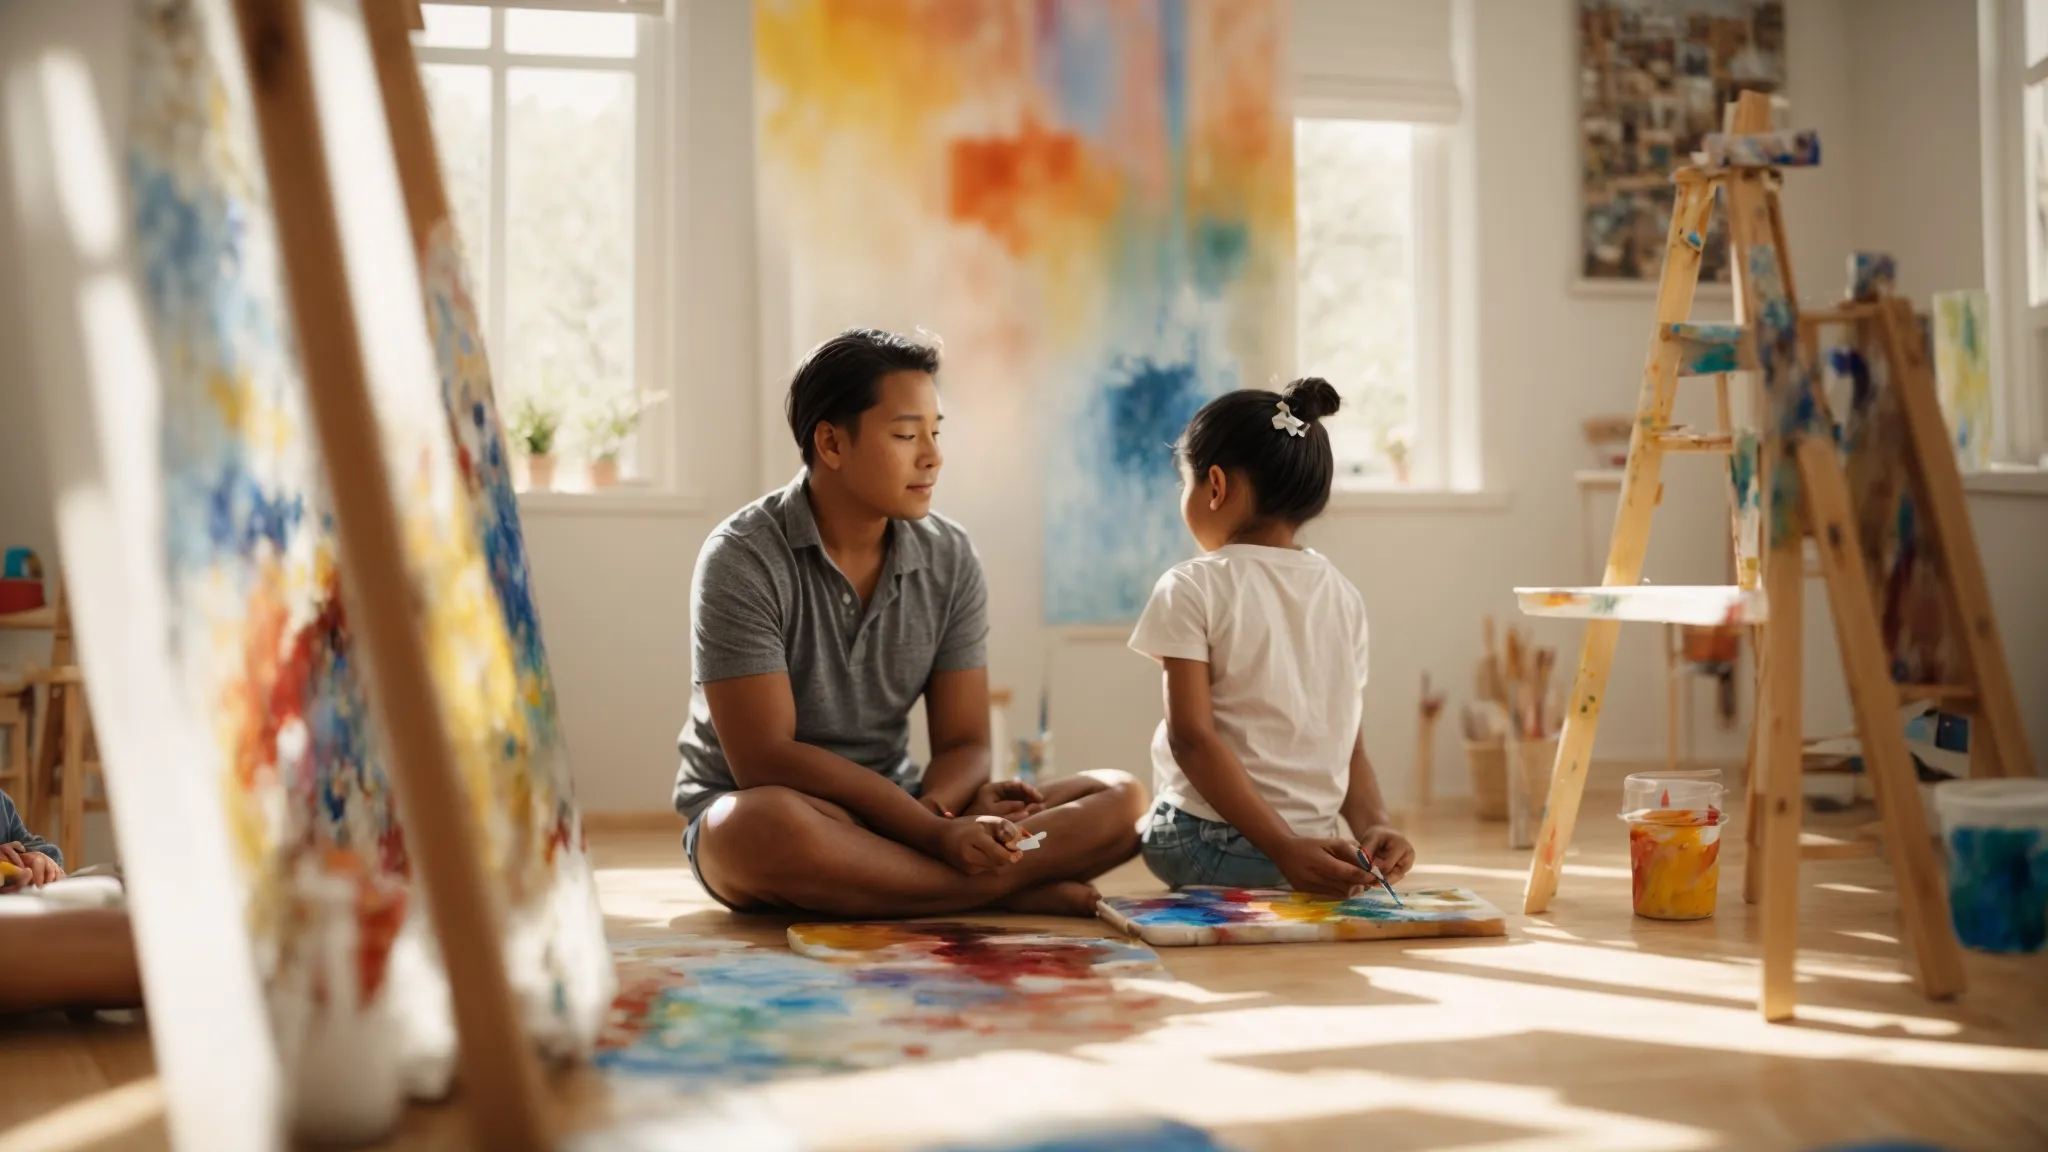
xmin=1354 ymin=847 xmax=1403 ymax=906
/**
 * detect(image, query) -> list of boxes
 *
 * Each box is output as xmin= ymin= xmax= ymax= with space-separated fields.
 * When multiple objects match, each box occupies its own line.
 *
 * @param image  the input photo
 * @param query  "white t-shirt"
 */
xmin=1128 ymin=545 xmax=1369 ymax=839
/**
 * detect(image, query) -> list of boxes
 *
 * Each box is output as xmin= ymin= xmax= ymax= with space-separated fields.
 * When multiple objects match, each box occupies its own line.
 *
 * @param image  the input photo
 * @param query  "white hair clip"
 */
xmin=1272 ymin=401 xmax=1306 ymax=437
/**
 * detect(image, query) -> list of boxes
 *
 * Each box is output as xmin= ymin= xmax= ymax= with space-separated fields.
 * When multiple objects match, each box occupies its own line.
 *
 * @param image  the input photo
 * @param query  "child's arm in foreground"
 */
xmin=0 ymin=790 xmax=65 ymax=891
xmin=1161 ymin=658 xmax=1371 ymax=897
xmin=1339 ymin=730 xmax=1416 ymax=884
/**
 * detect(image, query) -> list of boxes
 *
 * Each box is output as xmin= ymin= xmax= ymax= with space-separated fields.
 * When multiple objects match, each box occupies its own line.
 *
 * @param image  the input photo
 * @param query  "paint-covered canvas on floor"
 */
xmin=596 ymin=931 xmax=1167 ymax=1098
xmin=125 ymin=0 xmax=608 ymax=1097
xmin=1098 ymin=886 xmax=1507 ymax=947
xmin=754 ymin=0 xmax=1293 ymax=625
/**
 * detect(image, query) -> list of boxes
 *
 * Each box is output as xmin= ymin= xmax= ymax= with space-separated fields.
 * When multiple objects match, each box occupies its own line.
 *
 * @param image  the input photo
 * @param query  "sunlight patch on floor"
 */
xmin=0 ymin=1078 xmax=163 ymax=1152
xmin=1352 ymin=966 xmax=2042 ymax=1073
xmin=706 ymin=1047 xmax=1720 ymax=1152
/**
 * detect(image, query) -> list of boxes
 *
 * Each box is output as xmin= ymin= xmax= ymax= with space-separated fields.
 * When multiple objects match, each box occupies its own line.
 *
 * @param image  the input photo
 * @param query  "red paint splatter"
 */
xmin=901 ymin=924 xmax=1118 ymax=984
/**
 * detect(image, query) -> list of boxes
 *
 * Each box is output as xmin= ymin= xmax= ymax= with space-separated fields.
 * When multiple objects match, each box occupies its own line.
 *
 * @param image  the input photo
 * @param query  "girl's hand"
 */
xmin=936 ymin=816 xmax=1024 ymax=875
xmin=1356 ymin=826 xmax=1416 ymax=885
xmin=1274 ymin=836 xmax=1372 ymax=898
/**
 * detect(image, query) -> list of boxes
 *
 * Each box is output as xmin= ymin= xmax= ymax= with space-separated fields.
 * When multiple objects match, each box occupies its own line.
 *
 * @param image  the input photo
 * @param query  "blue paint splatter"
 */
xmin=1102 ymin=356 xmax=1205 ymax=474
xmin=1946 ymin=825 xmax=2048 ymax=953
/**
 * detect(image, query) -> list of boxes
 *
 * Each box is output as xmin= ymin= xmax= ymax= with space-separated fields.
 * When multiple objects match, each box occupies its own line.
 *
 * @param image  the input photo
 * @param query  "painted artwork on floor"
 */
xmin=125 ymin=0 xmax=609 ymax=1098
xmin=1577 ymin=0 xmax=1786 ymax=285
xmin=1931 ymin=290 xmax=1993 ymax=472
xmin=754 ymin=0 xmax=1294 ymax=625
xmin=597 ymin=932 xmax=1167 ymax=1097
xmin=1097 ymin=886 xmax=1508 ymax=947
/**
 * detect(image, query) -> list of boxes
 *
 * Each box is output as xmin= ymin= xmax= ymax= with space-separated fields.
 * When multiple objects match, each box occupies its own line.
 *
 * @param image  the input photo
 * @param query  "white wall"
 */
xmin=0 ymin=0 xmax=2039 ymax=833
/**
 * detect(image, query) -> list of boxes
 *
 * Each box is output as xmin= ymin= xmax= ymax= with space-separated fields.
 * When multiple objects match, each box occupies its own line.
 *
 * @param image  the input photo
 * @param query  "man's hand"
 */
xmin=1273 ymin=836 xmax=1372 ymax=899
xmin=1354 ymin=825 xmax=1415 ymax=886
xmin=0 ymin=842 xmax=62 ymax=892
xmin=934 ymin=815 xmax=1023 ymax=875
xmin=961 ymin=780 xmax=1043 ymax=821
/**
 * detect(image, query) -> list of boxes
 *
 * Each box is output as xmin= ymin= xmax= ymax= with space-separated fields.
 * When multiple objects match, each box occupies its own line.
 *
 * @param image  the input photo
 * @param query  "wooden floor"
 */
xmin=6 ymin=772 xmax=2046 ymax=1152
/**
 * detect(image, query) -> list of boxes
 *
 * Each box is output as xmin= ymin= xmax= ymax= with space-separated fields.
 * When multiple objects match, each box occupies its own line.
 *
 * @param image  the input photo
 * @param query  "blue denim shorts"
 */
xmin=1140 ymin=799 xmax=1287 ymax=889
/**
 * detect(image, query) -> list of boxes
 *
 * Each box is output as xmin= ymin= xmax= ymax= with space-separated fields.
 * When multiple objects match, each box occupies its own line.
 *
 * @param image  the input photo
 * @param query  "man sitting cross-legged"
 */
xmin=674 ymin=328 xmax=1145 ymax=917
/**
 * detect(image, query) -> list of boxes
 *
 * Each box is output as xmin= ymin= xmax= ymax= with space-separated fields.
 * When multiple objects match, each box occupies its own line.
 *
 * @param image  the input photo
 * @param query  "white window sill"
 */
xmin=516 ymin=489 xmax=705 ymax=518
xmin=1325 ymin=486 xmax=1511 ymax=511
xmin=1962 ymin=468 xmax=2048 ymax=498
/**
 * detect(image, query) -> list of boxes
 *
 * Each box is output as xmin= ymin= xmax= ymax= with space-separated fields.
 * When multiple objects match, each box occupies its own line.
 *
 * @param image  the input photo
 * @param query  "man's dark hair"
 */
xmin=1178 ymin=376 xmax=1343 ymax=525
xmin=785 ymin=328 xmax=942 ymax=466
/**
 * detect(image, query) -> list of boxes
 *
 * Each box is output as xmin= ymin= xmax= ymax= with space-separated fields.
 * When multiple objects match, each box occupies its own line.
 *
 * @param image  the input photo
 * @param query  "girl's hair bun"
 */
xmin=1282 ymin=376 xmax=1342 ymax=422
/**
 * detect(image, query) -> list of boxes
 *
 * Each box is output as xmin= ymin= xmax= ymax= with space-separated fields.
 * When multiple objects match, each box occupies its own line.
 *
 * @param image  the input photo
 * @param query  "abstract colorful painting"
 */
xmin=126 ymin=0 xmax=608 ymax=1097
xmin=754 ymin=0 xmax=1293 ymax=624
xmin=1820 ymin=291 xmax=1959 ymax=685
xmin=1577 ymin=0 xmax=1786 ymax=284
xmin=129 ymin=0 xmax=400 ymax=1035
xmin=597 ymin=931 xmax=1166 ymax=1096
xmin=1931 ymin=290 xmax=1993 ymax=472
xmin=1097 ymin=886 xmax=1507 ymax=947
xmin=787 ymin=921 xmax=1161 ymax=975
xmin=411 ymin=220 xmax=614 ymax=1063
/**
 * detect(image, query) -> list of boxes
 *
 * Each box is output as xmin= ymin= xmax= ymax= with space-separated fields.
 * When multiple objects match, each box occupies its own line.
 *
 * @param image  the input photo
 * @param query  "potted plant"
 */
xmin=580 ymin=390 xmax=668 ymax=490
xmin=1381 ymin=425 xmax=1414 ymax=485
xmin=510 ymin=394 xmax=564 ymax=492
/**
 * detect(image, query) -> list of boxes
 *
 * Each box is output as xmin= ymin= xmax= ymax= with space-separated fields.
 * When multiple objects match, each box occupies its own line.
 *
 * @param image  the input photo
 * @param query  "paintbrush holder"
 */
xmin=1466 ymin=739 xmax=1509 ymax=821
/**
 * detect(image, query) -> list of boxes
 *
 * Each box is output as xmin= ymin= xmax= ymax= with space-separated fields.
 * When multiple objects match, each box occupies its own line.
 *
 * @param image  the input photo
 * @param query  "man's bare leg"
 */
xmin=695 ymin=769 xmax=1145 ymax=918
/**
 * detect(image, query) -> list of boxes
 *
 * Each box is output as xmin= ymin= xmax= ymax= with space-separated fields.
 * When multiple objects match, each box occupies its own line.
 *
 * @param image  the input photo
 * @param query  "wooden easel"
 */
xmin=227 ymin=0 xmax=550 ymax=1146
xmin=1515 ymin=93 xmax=2034 ymax=1020
xmin=0 ymin=578 xmax=107 ymax=870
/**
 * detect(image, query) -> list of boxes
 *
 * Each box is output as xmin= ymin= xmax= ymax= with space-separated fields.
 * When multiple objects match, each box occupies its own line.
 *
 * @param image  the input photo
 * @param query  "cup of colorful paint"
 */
xmin=1619 ymin=771 xmax=1724 ymax=921
xmin=1934 ymin=779 xmax=2048 ymax=954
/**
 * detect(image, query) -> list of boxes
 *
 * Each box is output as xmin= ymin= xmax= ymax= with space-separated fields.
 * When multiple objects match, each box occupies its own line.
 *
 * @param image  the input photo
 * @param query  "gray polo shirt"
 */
xmin=673 ymin=473 xmax=989 ymax=819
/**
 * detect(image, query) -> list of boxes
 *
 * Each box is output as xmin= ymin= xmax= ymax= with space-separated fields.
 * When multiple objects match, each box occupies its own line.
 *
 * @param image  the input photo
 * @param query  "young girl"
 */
xmin=1128 ymin=377 xmax=1415 ymax=897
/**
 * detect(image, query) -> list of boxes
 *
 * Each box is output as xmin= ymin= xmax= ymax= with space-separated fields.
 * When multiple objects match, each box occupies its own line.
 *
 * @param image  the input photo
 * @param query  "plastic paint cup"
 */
xmin=1935 ymin=779 xmax=2048 ymax=954
xmin=1621 ymin=771 xmax=1725 ymax=921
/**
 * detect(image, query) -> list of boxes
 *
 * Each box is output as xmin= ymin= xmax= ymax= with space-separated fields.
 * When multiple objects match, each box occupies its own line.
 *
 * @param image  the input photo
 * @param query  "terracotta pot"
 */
xmin=589 ymin=456 xmax=620 ymax=490
xmin=526 ymin=452 xmax=556 ymax=493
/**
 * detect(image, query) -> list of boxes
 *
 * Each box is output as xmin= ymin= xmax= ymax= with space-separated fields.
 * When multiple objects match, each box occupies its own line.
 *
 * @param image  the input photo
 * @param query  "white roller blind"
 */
xmin=1293 ymin=0 xmax=1460 ymax=122
xmin=426 ymin=0 xmax=667 ymax=16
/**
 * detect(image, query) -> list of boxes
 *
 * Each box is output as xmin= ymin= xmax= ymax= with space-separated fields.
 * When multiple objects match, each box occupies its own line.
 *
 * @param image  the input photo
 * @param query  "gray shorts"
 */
xmin=682 ymin=807 xmax=742 ymax=911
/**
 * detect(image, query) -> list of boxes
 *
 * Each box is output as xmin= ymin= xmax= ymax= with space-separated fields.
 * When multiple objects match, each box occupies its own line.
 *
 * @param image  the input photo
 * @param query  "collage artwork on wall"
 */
xmin=1577 ymin=0 xmax=1786 ymax=287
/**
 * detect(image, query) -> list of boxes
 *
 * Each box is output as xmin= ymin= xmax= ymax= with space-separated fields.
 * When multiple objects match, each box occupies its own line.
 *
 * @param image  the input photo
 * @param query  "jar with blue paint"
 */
xmin=1934 ymin=779 xmax=2048 ymax=954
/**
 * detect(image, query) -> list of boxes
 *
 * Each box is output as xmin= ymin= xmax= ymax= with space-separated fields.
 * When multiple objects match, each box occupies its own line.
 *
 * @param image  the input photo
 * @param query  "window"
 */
xmin=1985 ymin=0 xmax=2048 ymax=467
xmin=412 ymin=4 xmax=669 ymax=492
xmin=1294 ymin=117 xmax=1449 ymax=487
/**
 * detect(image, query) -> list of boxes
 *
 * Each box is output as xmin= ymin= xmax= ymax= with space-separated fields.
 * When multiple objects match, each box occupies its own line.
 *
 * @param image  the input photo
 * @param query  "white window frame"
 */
xmin=1982 ymin=0 xmax=2048 ymax=468
xmin=413 ymin=4 xmax=676 ymax=496
xmin=1293 ymin=91 xmax=1455 ymax=493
